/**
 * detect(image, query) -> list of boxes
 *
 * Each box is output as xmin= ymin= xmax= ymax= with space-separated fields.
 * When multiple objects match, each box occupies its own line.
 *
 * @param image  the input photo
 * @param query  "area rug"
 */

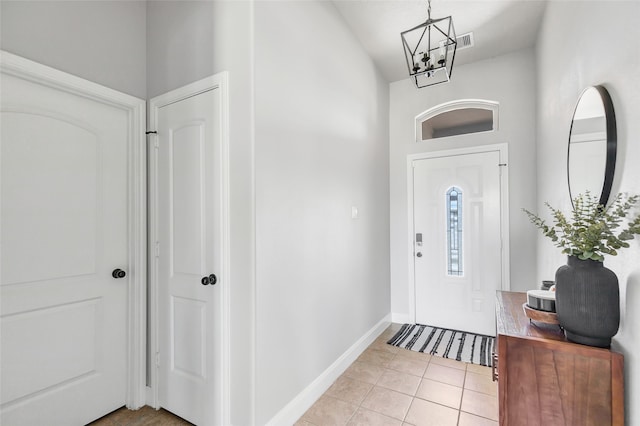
xmin=387 ymin=323 xmax=495 ymax=367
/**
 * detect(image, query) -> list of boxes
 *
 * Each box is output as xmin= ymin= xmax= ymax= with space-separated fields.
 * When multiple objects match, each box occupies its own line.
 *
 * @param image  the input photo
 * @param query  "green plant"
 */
xmin=523 ymin=192 xmax=640 ymax=261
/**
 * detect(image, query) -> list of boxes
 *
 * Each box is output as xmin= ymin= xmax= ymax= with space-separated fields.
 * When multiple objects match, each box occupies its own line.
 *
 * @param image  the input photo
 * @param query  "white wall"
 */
xmin=389 ymin=49 xmax=538 ymax=321
xmin=253 ymin=1 xmax=390 ymax=423
xmin=211 ymin=2 xmax=256 ymax=424
xmin=535 ymin=2 xmax=640 ymax=424
xmin=146 ymin=1 xmax=214 ymax=98
xmin=0 ymin=1 xmax=147 ymax=99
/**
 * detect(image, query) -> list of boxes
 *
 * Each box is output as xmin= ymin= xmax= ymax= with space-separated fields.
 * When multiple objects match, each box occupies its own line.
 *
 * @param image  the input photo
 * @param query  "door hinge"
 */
xmin=147 ymin=131 xmax=159 ymax=148
xmin=155 ymin=242 xmax=160 ymax=258
xmin=155 ymin=352 xmax=160 ymax=367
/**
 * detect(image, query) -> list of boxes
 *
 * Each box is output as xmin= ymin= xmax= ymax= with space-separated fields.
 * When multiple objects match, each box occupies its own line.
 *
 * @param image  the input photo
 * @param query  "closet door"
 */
xmin=1 ymin=52 xmax=143 ymax=425
xmin=150 ymin=75 xmax=227 ymax=426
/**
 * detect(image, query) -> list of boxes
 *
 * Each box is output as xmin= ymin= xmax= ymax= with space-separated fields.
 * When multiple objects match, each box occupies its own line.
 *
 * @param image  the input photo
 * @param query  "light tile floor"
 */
xmin=296 ymin=323 xmax=498 ymax=426
xmin=92 ymin=324 xmax=497 ymax=426
xmin=87 ymin=405 xmax=192 ymax=425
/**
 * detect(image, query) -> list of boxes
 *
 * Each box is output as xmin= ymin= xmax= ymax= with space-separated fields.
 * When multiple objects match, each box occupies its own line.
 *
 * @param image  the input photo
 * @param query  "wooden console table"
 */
xmin=495 ymin=291 xmax=624 ymax=425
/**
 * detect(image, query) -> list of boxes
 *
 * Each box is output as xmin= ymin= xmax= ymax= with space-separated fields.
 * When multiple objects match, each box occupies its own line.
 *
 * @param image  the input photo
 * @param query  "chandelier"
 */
xmin=401 ymin=0 xmax=457 ymax=88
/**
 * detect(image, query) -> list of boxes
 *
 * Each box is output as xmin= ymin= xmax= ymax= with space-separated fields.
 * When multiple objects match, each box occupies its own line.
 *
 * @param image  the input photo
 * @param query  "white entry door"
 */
xmin=1 ymin=53 xmax=144 ymax=425
xmin=413 ymin=150 xmax=504 ymax=336
xmin=151 ymin=76 xmax=227 ymax=426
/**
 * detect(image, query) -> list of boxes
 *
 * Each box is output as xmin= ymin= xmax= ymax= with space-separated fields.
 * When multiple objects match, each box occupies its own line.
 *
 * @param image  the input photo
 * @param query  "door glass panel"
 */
xmin=446 ymin=187 xmax=463 ymax=276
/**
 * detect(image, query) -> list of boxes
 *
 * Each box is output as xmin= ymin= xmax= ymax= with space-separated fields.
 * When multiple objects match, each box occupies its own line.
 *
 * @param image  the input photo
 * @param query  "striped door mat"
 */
xmin=387 ymin=323 xmax=495 ymax=367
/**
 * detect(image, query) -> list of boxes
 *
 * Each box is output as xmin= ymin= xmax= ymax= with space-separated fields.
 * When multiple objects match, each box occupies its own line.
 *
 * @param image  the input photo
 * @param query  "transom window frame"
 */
xmin=415 ymin=99 xmax=500 ymax=143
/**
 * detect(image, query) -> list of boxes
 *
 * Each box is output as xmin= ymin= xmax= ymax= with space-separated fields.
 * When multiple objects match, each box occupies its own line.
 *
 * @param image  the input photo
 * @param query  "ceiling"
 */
xmin=332 ymin=0 xmax=548 ymax=83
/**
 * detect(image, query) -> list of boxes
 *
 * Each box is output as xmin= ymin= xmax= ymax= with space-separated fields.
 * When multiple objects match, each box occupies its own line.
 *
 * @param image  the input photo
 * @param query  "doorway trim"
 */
xmin=406 ymin=143 xmax=510 ymax=324
xmin=147 ymin=74 xmax=231 ymax=423
xmin=0 ymin=50 xmax=148 ymax=409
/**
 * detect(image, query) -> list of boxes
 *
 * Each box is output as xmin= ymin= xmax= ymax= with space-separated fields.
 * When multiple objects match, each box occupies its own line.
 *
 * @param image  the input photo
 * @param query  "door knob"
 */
xmin=416 ymin=252 xmax=423 ymax=258
xmin=112 ymin=269 xmax=126 ymax=279
xmin=201 ymin=274 xmax=218 ymax=286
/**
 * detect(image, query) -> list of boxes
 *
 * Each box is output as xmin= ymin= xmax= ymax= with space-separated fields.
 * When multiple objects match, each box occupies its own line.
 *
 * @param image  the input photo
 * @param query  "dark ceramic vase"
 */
xmin=555 ymin=256 xmax=620 ymax=348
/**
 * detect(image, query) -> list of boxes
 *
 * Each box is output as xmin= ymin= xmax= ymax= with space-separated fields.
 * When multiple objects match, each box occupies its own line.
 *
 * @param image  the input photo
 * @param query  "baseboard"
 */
xmin=265 ymin=314 xmax=392 ymax=426
xmin=391 ymin=313 xmax=410 ymax=324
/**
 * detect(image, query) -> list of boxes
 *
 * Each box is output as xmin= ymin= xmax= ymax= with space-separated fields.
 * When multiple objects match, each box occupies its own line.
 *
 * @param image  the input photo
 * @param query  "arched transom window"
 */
xmin=416 ymin=100 xmax=499 ymax=142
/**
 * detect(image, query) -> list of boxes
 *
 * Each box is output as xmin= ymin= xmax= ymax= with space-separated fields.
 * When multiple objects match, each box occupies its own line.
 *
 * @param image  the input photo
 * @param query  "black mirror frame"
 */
xmin=567 ymin=85 xmax=617 ymax=207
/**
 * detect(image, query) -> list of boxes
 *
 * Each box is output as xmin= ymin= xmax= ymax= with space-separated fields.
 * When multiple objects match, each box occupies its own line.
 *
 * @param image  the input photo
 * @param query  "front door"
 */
xmin=151 ymin=77 xmax=225 ymax=425
xmin=1 ymin=54 xmax=138 ymax=425
xmin=412 ymin=150 xmax=503 ymax=336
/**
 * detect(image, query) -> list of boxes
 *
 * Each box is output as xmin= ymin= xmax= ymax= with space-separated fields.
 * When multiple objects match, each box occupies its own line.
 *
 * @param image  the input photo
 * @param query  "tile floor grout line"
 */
xmin=356 ymin=371 xmax=378 ymax=420
xmin=400 ymin=350 xmax=432 ymax=425
xmin=403 ymin=397 xmax=415 ymax=425
xmin=455 ymin=366 xmax=469 ymax=425
xmin=342 ymin=401 xmax=357 ymax=426
xmin=459 ymin=408 xmax=499 ymax=423
xmin=368 ymin=348 xmax=416 ymax=425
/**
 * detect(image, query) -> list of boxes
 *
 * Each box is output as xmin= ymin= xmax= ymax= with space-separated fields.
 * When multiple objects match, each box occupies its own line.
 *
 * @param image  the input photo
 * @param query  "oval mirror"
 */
xmin=567 ymin=85 xmax=616 ymax=207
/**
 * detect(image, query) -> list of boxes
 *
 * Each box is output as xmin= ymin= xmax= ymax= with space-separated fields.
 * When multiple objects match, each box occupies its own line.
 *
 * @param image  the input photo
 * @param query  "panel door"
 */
xmin=413 ymin=151 xmax=502 ymax=336
xmin=155 ymin=87 xmax=222 ymax=425
xmin=1 ymin=66 xmax=129 ymax=424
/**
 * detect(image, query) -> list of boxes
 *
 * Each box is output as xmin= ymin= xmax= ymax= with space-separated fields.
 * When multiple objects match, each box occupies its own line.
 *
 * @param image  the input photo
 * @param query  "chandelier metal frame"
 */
xmin=401 ymin=0 xmax=457 ymax=88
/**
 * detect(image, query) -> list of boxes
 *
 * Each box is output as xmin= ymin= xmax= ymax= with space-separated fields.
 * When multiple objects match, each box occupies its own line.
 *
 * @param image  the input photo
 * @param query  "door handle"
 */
xmin=201 ymin=274 xmax=218 ymax=286
xmin=416 ymin=252 xmax=423 ymax=258
xmin=112 ymin=269 xmax=126 ymax=279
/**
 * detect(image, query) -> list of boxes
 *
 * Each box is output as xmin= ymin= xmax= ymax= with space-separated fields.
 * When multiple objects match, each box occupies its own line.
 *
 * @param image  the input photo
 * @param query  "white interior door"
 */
xmin=0 ymin=55 xmax=139 ymax=425
xmin=152 ymin=78 xmax=225 ymax=426
xmin=413 ymin=150 xmax=503 ymax=336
